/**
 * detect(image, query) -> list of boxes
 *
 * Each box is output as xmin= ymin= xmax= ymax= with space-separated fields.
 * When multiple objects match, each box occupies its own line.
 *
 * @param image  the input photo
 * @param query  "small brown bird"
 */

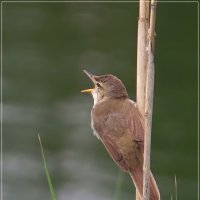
xmin=82 ymin=70 xmax=160 ymax=200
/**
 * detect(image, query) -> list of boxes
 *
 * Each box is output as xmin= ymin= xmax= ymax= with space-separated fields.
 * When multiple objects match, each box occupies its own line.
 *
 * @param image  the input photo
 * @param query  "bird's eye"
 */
xmin=96 ymin=83 xmax=101 ymax=88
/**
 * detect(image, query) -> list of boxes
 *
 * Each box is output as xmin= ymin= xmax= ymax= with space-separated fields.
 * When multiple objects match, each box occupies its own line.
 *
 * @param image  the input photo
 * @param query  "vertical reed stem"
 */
xmin=136 ymin=0 xmax=159 ymax=200
xmin=143 ymin=0 xmax=158 ymax=200
xmin=136 ymin=1 xmax=149 ymax=199
xmin=137 ymin=0 xmax=148 ymax=119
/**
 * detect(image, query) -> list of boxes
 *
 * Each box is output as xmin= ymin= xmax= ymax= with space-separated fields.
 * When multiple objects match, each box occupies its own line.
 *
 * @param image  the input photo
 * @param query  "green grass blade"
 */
xmin=114 ymin=170 xmax=124 ymax=200
xmin=38 ymin=134 xmax=57 ymax=200
xmin=175 ymin=174 xmax=177 ymax=200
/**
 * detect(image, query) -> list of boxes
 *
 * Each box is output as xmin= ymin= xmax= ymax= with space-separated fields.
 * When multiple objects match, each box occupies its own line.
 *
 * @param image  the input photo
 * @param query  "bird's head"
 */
xmin=82 ymin=70 xmax=128 ymax=105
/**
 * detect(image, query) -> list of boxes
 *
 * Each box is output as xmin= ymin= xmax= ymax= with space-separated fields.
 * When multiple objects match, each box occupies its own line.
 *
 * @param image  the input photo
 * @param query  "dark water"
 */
xmin=2 ymin=2 xmax=198 ymax=200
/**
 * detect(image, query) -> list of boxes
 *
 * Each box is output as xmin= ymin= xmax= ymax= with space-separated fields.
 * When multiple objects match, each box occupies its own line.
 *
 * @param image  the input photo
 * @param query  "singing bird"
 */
xmin=82 ymin=70 xmax=160 ymax=200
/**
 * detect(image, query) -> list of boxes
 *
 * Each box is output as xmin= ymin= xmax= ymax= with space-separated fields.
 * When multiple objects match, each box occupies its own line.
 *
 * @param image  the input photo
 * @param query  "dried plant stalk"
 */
xmin=136 ymin=1 xmax=149 ymax=200
xmin=137 ymin=0 xmax=159 ymax=200
xmin=136 ymin=0 xmax=148 ymax=119
xmin=143 ymin=0 xmax=158 ymax=200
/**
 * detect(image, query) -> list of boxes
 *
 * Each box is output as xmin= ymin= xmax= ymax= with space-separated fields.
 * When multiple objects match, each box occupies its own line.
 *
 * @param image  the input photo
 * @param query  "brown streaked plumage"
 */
xmin=82 ymin=70 xmax=160 ymax=200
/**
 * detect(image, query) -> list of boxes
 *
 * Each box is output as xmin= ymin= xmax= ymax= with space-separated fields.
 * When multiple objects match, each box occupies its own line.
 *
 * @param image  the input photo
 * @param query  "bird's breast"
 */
xmin=91 ymin=118 xmax=101 ymax=140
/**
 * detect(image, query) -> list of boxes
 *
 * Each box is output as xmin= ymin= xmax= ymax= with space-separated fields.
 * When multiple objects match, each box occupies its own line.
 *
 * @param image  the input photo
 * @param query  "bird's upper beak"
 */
xmin=81 ymin=70 xmax=95 ymax=93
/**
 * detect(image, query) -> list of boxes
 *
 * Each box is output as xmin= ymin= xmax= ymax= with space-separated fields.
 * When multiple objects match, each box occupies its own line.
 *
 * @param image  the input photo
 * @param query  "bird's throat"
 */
xmin=92 ymin=91 xmax=98 ymax=105
xmin=91 ymin=90 xmax=105 ymax=106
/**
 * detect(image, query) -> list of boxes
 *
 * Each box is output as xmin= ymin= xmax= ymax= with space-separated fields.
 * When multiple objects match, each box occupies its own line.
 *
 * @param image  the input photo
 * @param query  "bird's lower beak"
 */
xmin=81 ymin=88 xmax=94 ymax=93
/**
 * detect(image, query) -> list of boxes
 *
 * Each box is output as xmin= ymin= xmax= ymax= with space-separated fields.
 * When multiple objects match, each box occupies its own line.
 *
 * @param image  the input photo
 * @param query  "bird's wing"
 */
xmin=100 ymin=133 xmax=130 ymax=171
xmin=127 ymin=102 xmax=144 ymax=145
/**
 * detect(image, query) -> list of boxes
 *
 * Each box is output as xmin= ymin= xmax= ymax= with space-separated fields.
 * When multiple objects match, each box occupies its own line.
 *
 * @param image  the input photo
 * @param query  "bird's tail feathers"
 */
xmin=129 ymin=168 xmax=160 ymax=200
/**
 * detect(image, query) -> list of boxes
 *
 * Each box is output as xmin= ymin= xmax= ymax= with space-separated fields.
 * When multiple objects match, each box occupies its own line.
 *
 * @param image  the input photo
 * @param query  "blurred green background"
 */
xmin=2 ymin=2 xmax=198 ymax=200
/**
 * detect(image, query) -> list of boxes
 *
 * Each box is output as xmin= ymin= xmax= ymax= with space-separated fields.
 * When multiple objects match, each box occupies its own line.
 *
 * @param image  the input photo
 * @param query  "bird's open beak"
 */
xmin=82 ymin=70 xmax=95 ymax=93
xmin=81 ymin=88 xmax=94 ymax=93
xmin=83 ymin=70 xmax=94 ymax=80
